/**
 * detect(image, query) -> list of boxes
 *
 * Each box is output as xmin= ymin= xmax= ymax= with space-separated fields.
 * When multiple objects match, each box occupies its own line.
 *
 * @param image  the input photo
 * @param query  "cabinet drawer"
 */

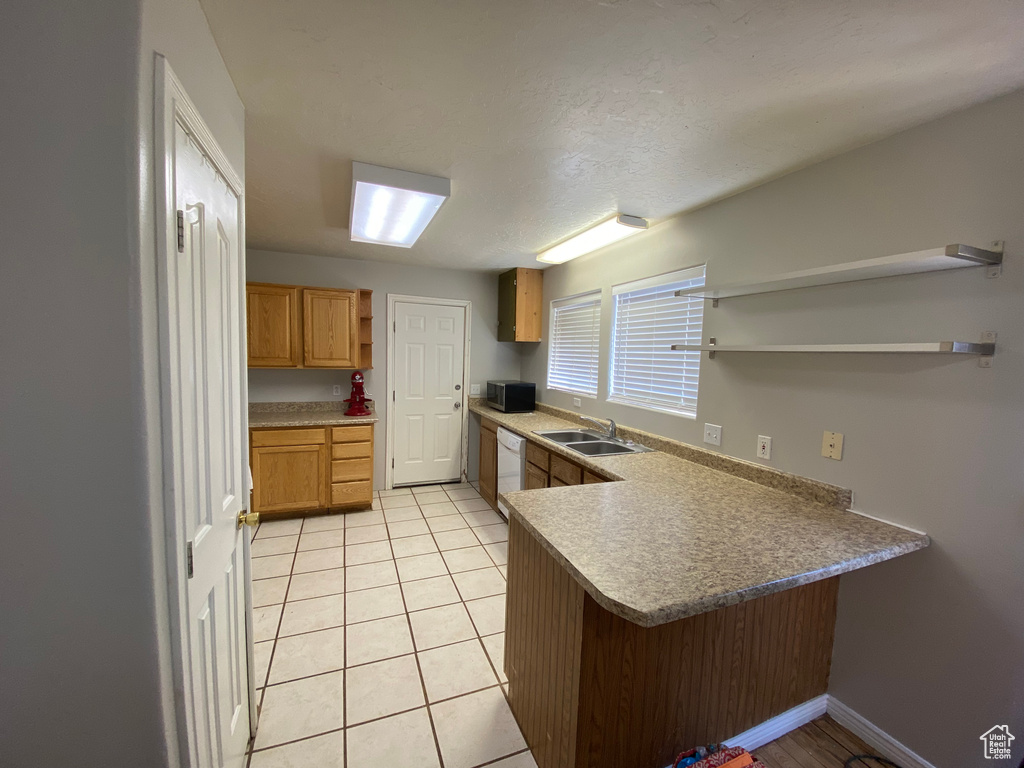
xmin=550 ymin=477 xmax=569 ymax=488
xmin=332 ymin=480 xmax=373 ymax=507
xmin=332 ymin=425 xmax=373 ymax=443
xmin=332 ymin=441 xmax=372 ymax=460
xmin=252 ymin=428 xmax=327 ymax=447
xmin=583 ymin=471 xmax=606 ymax=484
xmin=332 ymin=458 xmax=372 ymax=483
xmin=525 ymin=441 xmax=549 ymax=471
xmin=550 ymin=454 xmax=582 ymax=486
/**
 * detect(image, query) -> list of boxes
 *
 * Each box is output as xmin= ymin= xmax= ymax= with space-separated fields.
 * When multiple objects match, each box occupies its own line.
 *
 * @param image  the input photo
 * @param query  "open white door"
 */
xmin=389 ymin=297 xmax=470 ymax=487
xmin=156 ymin=59 xmax=251 ymax=768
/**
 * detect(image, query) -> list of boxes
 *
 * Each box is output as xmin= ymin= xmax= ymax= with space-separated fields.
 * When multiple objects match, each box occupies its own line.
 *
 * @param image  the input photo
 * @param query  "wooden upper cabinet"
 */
xmin=247 ymin=283 xmax=372 ymax=369
xmin=303 ymin=288 xmax=359 ymax=368
xmin=498 ymin=268 xmax=543 ymax=342
xmin=247 ymin=283 xmax=301 ymax=367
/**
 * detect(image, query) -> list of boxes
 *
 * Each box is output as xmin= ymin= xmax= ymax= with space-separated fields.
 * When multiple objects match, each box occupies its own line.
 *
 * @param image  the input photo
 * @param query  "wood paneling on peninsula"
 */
xmin=505 ymin=516 xmax=839 ymax=768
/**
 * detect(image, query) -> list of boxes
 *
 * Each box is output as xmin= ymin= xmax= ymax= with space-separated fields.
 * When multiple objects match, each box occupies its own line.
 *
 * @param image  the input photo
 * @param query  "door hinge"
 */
xmin=392 ymin=391 xmax=395 ymax=402
xmin=176 ymin=210 xmax=185 ymax=253
xmin=186 ymin=541 xmax=194 ymax=578
xmin=391 ymin=458 xmax=395 ymax=468
xmin=393 ymin=320 xmax=396 ymax=332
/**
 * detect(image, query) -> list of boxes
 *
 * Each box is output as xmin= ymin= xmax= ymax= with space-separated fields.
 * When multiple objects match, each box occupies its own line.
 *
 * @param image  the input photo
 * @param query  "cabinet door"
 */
xmin=583 ymin=471 xmax=606 ymax=484
xmin=479 ymin=422 xmax=498 ymax=507
xmin=525 ymin=462 xmax=549 ymax=490
xmin=513 ymin=268 xmax=543 ymax=342
xmin=550 ymin=454 xmax=583 ymax=486
xmin=247 ymin=283 xmax=301 ymax=367
xmin=497 ymin=269 xmax=517 ymax=343
xmin=303 ymin=288 xmax=359 ymax=368
xmin=251 ymin=443 xmax=327 ymax=513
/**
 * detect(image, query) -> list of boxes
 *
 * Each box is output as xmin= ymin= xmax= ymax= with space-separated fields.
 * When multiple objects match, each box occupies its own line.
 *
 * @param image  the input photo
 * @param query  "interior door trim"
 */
xmin=385 ymin=294 xmax=472 ymax=490
xmin=154 ymin=55 xmax=252 ymax=763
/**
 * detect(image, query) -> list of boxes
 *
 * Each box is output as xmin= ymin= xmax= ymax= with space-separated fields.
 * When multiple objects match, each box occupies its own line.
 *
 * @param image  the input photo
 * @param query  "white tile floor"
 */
xmin=247 ymin=483 xmax=531 ymax=768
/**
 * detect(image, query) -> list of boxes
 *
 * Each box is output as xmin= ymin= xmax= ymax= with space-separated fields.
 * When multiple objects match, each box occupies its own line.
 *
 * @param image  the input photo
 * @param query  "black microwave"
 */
xmin=486 ymin=381 xmax=536 ymax=413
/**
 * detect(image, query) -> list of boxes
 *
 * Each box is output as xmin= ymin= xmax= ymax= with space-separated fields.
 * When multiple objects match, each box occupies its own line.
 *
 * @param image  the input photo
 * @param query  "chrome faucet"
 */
xmin=580 ymin=416 xmax=617 ymax=439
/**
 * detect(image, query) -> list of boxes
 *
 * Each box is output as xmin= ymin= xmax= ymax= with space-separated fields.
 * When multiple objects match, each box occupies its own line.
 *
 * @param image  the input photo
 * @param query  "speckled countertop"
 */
xmin=471 ymin=401 xmax=929 ymax=628
xmin=249 ymin=401 xmax=379 ymax=428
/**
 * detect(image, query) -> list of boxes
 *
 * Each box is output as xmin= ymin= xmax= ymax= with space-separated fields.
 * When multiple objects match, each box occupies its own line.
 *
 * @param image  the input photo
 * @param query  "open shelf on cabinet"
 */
xmin=675 ymin=242 xmax=1003 ymax=304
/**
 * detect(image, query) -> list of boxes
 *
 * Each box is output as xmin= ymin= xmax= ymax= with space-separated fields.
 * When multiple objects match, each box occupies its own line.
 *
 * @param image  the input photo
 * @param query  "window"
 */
xmin=547 ymin=291 xmax=602 ymax=397
xmin=608 ymin=265 xmax=706 ymax=417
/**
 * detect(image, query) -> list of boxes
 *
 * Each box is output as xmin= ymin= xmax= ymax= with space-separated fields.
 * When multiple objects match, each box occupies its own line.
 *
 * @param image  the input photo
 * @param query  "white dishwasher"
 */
xmin=495 ymin=427 xmax=526 ymax=518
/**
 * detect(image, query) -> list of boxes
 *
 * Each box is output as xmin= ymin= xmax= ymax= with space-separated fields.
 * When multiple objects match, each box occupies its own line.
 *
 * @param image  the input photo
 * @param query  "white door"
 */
xmin=162 ymin=68 xmax=250 ymax=768
xmin=392 ymin=300 xmax=467 ymax=485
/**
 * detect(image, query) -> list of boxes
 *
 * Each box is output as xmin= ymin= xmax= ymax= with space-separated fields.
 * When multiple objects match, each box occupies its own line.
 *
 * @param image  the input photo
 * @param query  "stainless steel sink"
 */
xmin=566 ymin=441 xmax=638 ymax=456
xmin=533 ymin=429 xmax=654 ymax=457
xmin=533 ymin=429 xmax=605 ymax=444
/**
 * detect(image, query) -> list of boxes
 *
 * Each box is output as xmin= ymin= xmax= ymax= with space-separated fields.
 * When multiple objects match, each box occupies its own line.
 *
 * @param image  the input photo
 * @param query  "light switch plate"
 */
xmin=822 ymin=431 xmax=844 ymax=460
xmin=757 ymin=435 xmax=772 ymax=460
xmin=573 ymin=397 xmax=582 ymax=408
xmin=704 ymin=423 xmax=722 ymax=447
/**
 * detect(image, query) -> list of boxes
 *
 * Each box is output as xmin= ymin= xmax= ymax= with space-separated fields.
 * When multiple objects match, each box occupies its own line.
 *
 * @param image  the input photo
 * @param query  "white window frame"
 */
xmin=607 ymin=265 xmax=706 ymax=418
xmin=546 ymin=290 xmax=602 ymax=398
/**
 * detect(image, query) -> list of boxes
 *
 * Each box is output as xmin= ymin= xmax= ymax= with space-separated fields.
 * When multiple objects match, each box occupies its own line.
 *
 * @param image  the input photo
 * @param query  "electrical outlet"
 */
xmin=822 ymin=431 xmax=844 ymax=460
xmin=757 ymin=435 xmax=772 ymax=460
xmin=703 ymin=423 xmax=722 ymax=447
xmin=470 ymin=384 xmax=481 ymax=396
xmin=573 ymin=397 xmax=582 ymax=408
xmin=333 ymin=384 xmax=342 ymax=396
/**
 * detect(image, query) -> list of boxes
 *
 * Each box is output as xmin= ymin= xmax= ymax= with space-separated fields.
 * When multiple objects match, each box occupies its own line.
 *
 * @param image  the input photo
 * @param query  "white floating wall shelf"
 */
xmin=676 ymin=242 xmax=1003 ymax=305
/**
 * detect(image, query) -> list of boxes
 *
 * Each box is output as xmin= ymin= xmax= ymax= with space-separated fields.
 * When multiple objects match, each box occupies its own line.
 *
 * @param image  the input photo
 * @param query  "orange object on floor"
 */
xmin=718 ymin=752 xmax=754 ymax=768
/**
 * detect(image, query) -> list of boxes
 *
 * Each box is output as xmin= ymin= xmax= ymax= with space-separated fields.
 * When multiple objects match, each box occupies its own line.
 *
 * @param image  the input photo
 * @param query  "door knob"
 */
xmin=237 ymin=510 xmax=260 ymax=528
xmin=453 ymin=401 xmax=462 ymax=410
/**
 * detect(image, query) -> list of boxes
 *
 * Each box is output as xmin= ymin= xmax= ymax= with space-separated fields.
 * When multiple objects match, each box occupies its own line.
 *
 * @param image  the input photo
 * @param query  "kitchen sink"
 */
xmin=533 ymin=429 xmax=605 ymax=443
xmin=566 ymin=441 xmax=638 ymax=456
xmin=533 ymin=429 xmax=654 ymax=457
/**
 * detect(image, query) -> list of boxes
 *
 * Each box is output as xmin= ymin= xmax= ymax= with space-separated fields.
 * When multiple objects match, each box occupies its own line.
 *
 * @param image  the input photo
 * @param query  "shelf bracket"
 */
xmin=986 ymin=241 xmax=1004 ymax=279
xmin=711 ymin=298 xmax=719 ymax=308
xmin=708 ymin=337 xmax=716 ymax=359
xmin=979 ymin=331 xmax=997 ymax=368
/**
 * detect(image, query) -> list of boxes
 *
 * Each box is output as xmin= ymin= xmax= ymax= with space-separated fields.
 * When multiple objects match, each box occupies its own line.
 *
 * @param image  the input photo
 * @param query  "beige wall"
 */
xmin=247 ymin=249 xmax=522 ymax=486
xmin=0 ymin=0 xmax=244 ymax=765
xmin=521 ymin=90 xmax=1024 ymax=766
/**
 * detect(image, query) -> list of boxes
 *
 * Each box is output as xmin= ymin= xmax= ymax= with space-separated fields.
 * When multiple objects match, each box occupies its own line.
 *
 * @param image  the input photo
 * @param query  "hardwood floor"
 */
xmin=756 ymin=715 xmax=889 ymax=768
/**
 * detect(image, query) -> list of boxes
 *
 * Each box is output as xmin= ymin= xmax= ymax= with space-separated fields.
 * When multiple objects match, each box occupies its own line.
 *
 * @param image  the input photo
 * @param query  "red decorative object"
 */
xmin=344 ymin=371 xmax=372 ymax=416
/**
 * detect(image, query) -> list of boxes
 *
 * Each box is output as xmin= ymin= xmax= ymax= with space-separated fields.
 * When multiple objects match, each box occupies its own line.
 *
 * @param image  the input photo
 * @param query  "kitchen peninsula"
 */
xmin=469 ymin=402 xmax=929 ymax=768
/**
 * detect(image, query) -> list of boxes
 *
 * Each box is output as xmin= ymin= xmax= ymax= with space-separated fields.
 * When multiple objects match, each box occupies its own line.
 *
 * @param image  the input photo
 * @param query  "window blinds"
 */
xmin=608 ymin=265 xmax=706 ymax=416
xmin=547 ymin=291 xmax=602 ymax=396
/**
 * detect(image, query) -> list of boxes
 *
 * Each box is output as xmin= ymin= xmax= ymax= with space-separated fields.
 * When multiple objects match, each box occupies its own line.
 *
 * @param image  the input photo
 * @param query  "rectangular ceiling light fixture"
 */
xmin=350 ymin=161 xmax=451 ymax=248
xmin=536 ymin=214 xmax=649 ymax=264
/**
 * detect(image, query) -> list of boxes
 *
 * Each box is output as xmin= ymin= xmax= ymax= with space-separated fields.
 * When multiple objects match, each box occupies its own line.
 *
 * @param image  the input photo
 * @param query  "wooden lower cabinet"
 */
xmin=505 ymin=517 xmax=839 ymax=768
xmin=524 ymin=462 xmax=549 ymax=490
xmin=251 ymin=429 xmax=328 ymax=513
xmin=479 ymin=419 xmax=498 ymax=509
xmin=329 ymin=425 xmax=374 ymax=509
xmin=250 ymin=423 xmax=374 ymax=516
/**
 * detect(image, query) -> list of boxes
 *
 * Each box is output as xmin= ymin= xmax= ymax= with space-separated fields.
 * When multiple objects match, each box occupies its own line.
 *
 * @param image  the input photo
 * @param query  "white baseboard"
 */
xmin=827 ymin=696 xmax=937 ymax=768
xmin=724 ymin=695 xmax=829 ymax=751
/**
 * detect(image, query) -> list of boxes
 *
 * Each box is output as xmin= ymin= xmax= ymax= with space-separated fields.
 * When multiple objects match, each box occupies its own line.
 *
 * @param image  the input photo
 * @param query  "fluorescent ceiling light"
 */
xmin=537 ymin=214 xmax=649 ymax=264
xmin=350 ymin=162 xmax=450 ymax=247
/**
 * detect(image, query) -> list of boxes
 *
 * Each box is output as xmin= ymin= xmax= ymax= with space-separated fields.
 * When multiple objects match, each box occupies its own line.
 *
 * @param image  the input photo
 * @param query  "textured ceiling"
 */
xmin=199 ymin=0 xmax=1024 ymax=269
